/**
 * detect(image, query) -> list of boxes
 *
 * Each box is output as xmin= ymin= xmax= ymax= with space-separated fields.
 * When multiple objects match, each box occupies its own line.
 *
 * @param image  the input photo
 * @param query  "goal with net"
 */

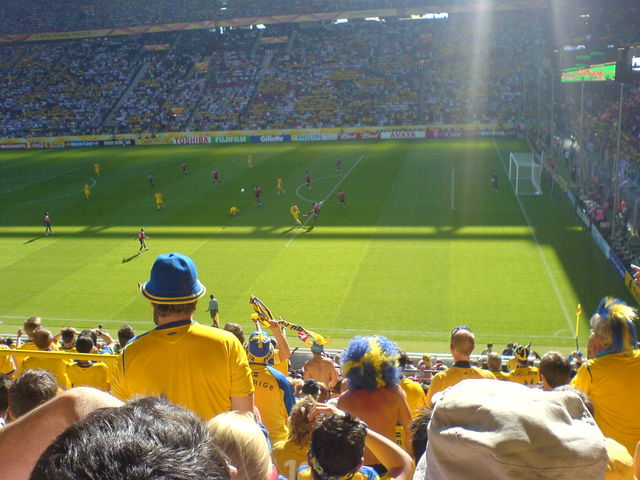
xmin=508 ymin=152 xmax=542 ymax=195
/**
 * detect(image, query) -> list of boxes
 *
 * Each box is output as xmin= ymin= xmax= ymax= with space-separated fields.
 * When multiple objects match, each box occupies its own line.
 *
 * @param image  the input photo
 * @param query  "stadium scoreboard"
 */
xmin=559 ymin=44 xmax=618 ymax=83
xmin=616 ymin=45 xmax=640 ymax=84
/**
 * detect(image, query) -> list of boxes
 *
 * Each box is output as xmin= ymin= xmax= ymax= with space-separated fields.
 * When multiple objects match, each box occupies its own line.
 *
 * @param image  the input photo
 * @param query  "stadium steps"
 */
xmin=101 ymin=61 xmax=150 ymax=128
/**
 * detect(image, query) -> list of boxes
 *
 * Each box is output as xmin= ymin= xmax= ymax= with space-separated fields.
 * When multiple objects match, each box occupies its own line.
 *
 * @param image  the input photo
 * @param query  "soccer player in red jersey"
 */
xmin=212 ymin=170 xmax=221 ymax=185
xmin=181 ymin=162 xmax=189 ymax=177
xmin=305 ymin=171 xmax=311 ymax=189
xmin=254 ymin=186 xmax=263 ymax=206
xmin=137 ymin=228 xmax=149 ymax=253
xmin=338 ymin=190 xmax=346 ymax=207
xmin=308 ymin=202 xmax=322 ymax=226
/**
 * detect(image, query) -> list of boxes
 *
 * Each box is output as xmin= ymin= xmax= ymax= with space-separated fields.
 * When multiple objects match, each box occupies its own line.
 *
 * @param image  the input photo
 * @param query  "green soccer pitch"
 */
xmin=0 ymin=138 xmax=632 ymax=354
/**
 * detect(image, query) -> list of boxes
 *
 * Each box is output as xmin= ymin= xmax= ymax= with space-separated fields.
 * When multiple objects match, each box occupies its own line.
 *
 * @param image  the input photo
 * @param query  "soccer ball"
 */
xmin=241 ymin=188 xmax=245 ymax=193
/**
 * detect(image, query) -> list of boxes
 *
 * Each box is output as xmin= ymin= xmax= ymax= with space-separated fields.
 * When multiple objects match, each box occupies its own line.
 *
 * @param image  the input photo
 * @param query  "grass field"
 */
xmin=0 ymin=138 xmax=632 ymax=354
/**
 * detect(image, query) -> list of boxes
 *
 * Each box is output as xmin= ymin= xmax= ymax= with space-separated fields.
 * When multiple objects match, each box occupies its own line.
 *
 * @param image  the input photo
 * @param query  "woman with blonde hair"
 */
xmin=207 ymin=411 xmax=277 ymax=480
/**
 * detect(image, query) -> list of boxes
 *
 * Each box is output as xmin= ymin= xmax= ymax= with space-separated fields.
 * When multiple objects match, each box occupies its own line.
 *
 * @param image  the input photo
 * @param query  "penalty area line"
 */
xmin=285 ymin=154 xmax=364 ymax=247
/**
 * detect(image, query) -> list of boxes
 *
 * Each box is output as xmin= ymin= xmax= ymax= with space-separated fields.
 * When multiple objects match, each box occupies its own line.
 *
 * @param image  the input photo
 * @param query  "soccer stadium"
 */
xmin=1 ymin=1 xmax=639 ymax=478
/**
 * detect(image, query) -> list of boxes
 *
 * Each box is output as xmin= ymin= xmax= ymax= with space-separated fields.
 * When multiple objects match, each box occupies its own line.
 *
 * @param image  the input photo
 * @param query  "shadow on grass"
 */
xmin=122 ymin=253 xmax=141 ymax=263
xmin=24 ymin=235 xmax=45 ymax=244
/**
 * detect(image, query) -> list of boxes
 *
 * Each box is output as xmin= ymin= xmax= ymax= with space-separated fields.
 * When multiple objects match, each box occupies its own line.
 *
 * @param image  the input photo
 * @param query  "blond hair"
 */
xmin=207 ymin=411 xmax=272 ymax=480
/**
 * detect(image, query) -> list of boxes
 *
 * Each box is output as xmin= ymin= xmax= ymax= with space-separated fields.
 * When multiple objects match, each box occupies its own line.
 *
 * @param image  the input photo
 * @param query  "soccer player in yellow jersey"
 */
xmin=154 ymin=191 xmax=165 ymax=209
xmin=229 ymin=206 xmax=240 ymax=216
xmin=83 ymin=182 xmax=91 ymax=199
xmin=93 ymin=163 xmax=100 ymax=176
xmin=277 ymin=177 xmax=286 ymax=195
xmin=290 ymin=204 xmax=301 ymax=225
xmin=247 ymin=154 xmax=253 ymax=168
xmin=572 ymin=297 xmax=640 ymax=455
xmin=506 ymin=344 xmax=540 ymax=387
xmin=111 ymin=252 xmax=254 ymax=420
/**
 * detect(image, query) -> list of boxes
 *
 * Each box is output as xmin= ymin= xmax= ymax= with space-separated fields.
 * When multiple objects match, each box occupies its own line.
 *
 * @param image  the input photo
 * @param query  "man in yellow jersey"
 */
xmin=111 ymin=252 xmax=254 ymax=419
xmin=246 ymin=330 xmax=295 ymax=444
xmin=16 ymin=316 xmax=42 ymax=350
xmin=397 ymin=352 xmax=426 ymax=418
xmin=506 ymin=344 xmax=540 ymax=387
xmin=229 ymin=206 xmax=240 ymax=216
xmin=425 ymin=326 xmax=495 ymax=408
xmin=572 ymin=297 xmax=640 ymax=455
xmin=83 ymin=182 xmax=91 ymax=199
xmin=290 ymin=204 xmax=301 ymax=225
xmin=154 ymin=191 xmax=165 ymax=209
xmin=247 ymin=154 xmax=253 ymax=168
xmin=93 ymin=163 xmax=100 ymax=176
xmin=277 ymin=177 xmax=286 ymax=195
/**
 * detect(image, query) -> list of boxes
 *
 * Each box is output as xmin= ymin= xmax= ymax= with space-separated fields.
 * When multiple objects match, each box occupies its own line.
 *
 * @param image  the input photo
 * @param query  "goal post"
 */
xmin=508 ymin=152 xmax=542 ymax=195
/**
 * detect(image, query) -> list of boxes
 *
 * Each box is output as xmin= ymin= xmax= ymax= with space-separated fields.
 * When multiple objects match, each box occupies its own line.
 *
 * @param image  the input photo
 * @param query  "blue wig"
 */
xmin=342 ymin=336 xmax=400 ymax=391
xmin=591 ymin=297 xmax=638 ymax=353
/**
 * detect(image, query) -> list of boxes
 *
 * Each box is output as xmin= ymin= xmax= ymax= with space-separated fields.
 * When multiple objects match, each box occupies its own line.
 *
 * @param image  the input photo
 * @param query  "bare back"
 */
xmin=337 ymin=385 xmax=411 ymax=465
xmin=303 ymin=355 xmax=338 ymax=389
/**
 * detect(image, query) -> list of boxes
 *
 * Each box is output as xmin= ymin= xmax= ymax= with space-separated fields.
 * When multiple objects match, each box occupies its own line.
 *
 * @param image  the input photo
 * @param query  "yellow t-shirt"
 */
xmin=507 ymin=365 xmax=540 ymax=387
xmin=399 ymin=377 xmax=426 ymax=418
xmin=112 ymin=321 xmax=254 ymax=420
xmin=0 ymin=345 xmax=15 ymax=375
xmin=67 ymin=361 xmax=110 ymax=391
xmin=425 ymin=365 xmax=496 ymax=408
xmin=22 ymin=355 xmax=71 ymax=389
xmin=250 ymin=363 xmax=293 ymax=444
xmin=572 ymin=350 xmax=640 ymax=455
xmin=155 ymin=193 xmax=163 ymax=203
xmin=272 ymin=440 xmax=308 ymax=480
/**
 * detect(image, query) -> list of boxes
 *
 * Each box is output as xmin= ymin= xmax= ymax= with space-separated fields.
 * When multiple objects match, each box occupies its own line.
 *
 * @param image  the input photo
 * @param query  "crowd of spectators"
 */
xmin=0 ymin=9 xmax=552 ymax=138
xmin=1 ymin=252 xmax=639 ymax=479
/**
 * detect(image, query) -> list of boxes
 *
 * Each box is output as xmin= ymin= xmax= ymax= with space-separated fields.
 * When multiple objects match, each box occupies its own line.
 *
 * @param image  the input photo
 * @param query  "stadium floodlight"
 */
xmin=508 ymin=152 xmax=542 ymax=195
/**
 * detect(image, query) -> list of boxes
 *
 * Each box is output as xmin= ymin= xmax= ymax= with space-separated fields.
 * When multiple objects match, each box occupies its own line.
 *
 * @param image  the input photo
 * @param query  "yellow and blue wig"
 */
xmin=590 ymin=297 xmax=638 ymax=353
xmin=342 ymin=336 xmax=400 ymax=391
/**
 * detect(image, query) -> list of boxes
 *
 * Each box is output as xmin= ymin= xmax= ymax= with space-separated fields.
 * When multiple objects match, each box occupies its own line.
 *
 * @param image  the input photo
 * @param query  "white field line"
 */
xmin=0 ymin=165 xmax=88 ymax=195
xmin=0 ymin=314 xmax=575 ymax=340
xmin=493 ymin=139 xmax=573 ymax=335
xmin=451 ymin=168 xmax=455 ymax=210
xmin=286 ymin=154 xmax=364 ymax=247
xmin=0 ymin=174 xmax=97 ymax=208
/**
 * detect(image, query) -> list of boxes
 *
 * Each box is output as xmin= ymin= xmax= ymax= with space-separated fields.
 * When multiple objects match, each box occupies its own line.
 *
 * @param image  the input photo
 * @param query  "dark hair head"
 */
xmin=30 ymin=396 xmax=230 ymax=480
xmin=398 ymin=351 xmax=413 ymax=368
xmin=539 ymin=351 xmax=572 ymax=389
xmin=301 ymin=379 xmax=320 ymax=398
xmin=223 ymin=323 xmax=245 ymax=345
xmin=79 ymin=329 xmax=98 ymax=346
xmin=309 ymin=414 xmax=366 ymax=479
xmin=409 ymin=408 xmax=432 ymax=460
xmin=74 ymin=335 xmax=94 ymax=354
xmin=9 ymin=369 xmax=57 ymax=419
xmin=118 ymin=325 xmax=135 ymax=348
xmin=0 ymin=374 xmax=14 ymax=412
xmin=60 ymin=328 xmax=76 ymax=344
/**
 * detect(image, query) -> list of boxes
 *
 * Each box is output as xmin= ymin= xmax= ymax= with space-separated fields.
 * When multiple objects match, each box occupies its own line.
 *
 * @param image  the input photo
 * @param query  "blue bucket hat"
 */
xmin=247 ymin=331 xmax=273 ymax=364
xmin=140 ymin=253 xmax=206 ymax=304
